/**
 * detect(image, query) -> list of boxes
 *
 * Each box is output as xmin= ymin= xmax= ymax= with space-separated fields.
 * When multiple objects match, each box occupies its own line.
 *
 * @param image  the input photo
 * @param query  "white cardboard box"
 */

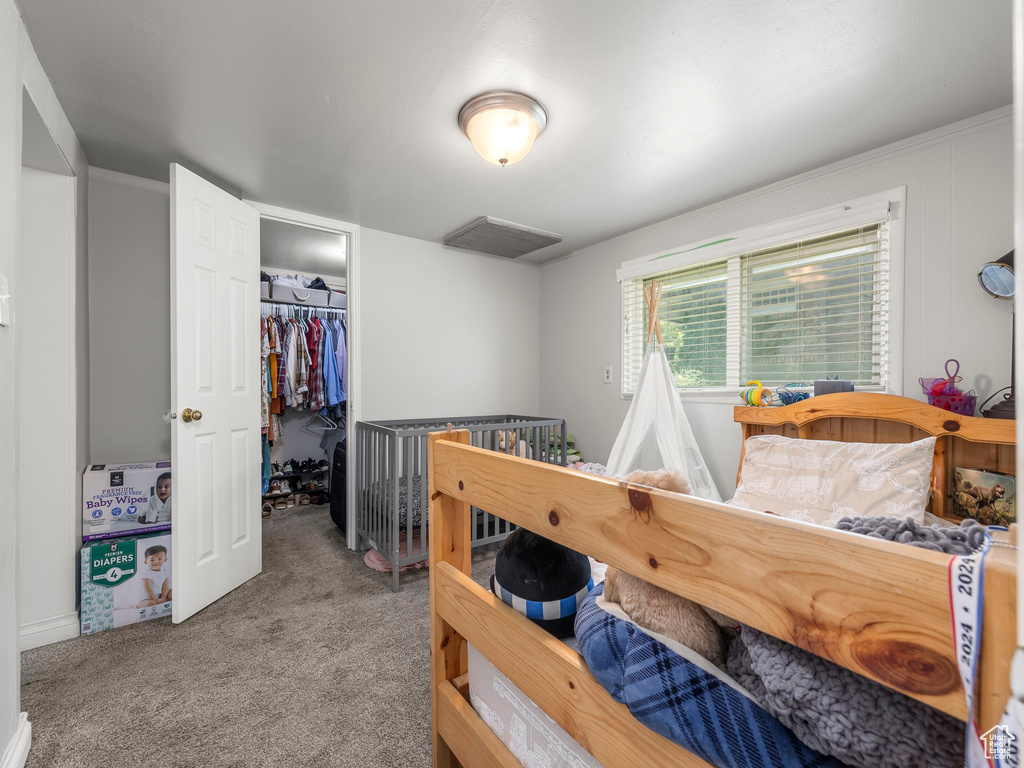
xmin=80 ymin=532 xmax=173 ymax=635
xmin=83 ymin=462 xmax=172 ymax=541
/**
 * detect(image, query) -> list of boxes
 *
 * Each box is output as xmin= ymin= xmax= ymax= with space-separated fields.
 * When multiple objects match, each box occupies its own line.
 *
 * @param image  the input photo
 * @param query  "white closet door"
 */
xmin=170 ymin=163 xmax=262 ymax=623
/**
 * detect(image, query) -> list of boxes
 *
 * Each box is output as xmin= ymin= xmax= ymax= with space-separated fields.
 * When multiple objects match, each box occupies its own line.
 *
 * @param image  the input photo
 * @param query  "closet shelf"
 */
xmin=270 ymin=470 xmax=327 ymax=480
xmin=263 ymin=488 xmax=328 ymax=499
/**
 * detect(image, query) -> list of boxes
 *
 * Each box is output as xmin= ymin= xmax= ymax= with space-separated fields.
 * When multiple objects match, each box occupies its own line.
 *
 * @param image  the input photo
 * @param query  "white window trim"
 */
xmin=618 ymin=187 xmax=907 ymax=402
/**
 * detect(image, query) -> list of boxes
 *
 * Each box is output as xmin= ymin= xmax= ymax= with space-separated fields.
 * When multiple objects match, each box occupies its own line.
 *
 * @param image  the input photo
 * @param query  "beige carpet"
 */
xmin=21 ymin=506 xmax=496 ymax=768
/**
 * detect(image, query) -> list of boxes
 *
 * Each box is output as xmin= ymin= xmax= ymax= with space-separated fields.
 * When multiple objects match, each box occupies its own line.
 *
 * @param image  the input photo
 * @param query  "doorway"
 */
xmin=246 ymin=201 xmax=361 ymax=551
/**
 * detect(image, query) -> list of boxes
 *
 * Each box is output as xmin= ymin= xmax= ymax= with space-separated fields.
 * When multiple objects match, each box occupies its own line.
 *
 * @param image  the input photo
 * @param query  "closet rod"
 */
xmin=260 ymin=302 xmax=346 ymax=319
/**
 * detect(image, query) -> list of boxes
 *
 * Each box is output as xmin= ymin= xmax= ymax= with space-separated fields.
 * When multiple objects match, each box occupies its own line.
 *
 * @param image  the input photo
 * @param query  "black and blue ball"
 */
xmin=490 ymin=528 xmax=593 ymax=638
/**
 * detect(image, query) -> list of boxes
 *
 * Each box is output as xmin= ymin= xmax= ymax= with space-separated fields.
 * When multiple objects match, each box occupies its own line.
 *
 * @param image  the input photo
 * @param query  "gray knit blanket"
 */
xmin=834 ymin=514 xmax=987 ymax=554
xmin=726 ymin=516 xmax=983 ymax=768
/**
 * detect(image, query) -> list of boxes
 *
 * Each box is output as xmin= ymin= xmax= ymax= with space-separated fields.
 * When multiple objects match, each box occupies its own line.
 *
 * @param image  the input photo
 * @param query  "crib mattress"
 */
xmin=365 ymin=475 xmax=425 ymax=527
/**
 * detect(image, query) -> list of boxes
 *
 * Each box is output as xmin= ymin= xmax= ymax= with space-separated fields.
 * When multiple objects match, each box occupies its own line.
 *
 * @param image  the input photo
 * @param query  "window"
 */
xmin=620 ymin=194 xmax=900 ymax=397
xmin=623 ymin=260 xmax=730 ymax=389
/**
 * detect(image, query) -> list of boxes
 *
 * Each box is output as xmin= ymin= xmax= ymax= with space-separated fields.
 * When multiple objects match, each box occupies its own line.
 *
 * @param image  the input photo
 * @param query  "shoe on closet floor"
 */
xmin=274 ymin=498 xmax=287 ymax=510
xmin=286 ymin=494 xmax=296 ymax=508
xmin=262 ymin=502 xmax=273 ymax=518
xmin=299 ymin=493 xmax=311 ymax=506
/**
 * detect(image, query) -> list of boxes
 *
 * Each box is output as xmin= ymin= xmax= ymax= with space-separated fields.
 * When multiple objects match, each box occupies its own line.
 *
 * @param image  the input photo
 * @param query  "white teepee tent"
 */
xmin=606 ymin=281 xmax=721 ymax=501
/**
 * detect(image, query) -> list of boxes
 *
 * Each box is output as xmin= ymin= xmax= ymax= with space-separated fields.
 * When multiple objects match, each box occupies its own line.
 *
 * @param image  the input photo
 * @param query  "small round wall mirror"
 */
xmin=978 ymin=258 xmax=1015 ymax=300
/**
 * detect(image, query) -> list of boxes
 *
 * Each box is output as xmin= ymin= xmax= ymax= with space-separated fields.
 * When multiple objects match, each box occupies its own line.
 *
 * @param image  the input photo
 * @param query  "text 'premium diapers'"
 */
xmin=82 ymin=462 xmax=172 ymax=541
xmin=80 ymin=532 xmax=173 ymax=635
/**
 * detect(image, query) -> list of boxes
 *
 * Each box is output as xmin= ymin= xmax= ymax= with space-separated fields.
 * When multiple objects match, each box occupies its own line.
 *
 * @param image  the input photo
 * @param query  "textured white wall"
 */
xmin=540 ymin=108 xmax=1014 ymax=497
xmin=359 ymin=228 xmax=541 ymax=421
xmin=17 ymin=168 xmax=79 ymax=648
xmin=0 ymin=0 xmax=89 ymax=760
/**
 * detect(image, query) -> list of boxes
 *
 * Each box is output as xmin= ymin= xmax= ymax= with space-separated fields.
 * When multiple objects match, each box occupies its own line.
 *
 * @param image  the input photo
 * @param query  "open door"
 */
xmin=170 ymin=164 xmax=262 ymax=622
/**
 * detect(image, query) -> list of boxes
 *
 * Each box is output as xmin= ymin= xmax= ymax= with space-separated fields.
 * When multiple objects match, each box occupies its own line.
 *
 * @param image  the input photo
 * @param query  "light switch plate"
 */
xmin=0 ymin=272 xmax=10 ymax=327
xmin=603 ymin=365 xmax=613 ymax=384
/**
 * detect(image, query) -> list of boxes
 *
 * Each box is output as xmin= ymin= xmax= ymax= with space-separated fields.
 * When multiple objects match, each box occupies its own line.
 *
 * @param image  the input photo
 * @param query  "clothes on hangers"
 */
xmin=334 ymin=315 xmax=347 ymax=404
xmin=259 ymin=301 xmax=347 ymax=454
xmin=260 ymin=318 xmax=270 ymax=433
xmin=321 ymin=321 xmax=342 ymax=408
xmin=261 ymin=435 xmax=271 ymax=494
xmin=305 ymin=317 xmax=323 ymax=411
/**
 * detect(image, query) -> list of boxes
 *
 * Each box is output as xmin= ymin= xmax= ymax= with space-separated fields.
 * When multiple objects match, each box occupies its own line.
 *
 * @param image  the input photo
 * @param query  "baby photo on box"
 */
xmin=82 ymin=461 xmax=172 ymax=541
xmin=80 ymin=532 xmax=173 ymax=635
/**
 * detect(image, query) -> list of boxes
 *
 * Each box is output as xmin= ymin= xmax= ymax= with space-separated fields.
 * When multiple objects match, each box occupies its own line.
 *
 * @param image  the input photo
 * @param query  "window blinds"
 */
xmin=621 ymin=222 xmax=889 ymax=394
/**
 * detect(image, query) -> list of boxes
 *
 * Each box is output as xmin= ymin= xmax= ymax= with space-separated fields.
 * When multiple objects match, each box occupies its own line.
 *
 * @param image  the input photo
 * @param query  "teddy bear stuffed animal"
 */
xmin=601 ymin=468 xmax=726 ymax=667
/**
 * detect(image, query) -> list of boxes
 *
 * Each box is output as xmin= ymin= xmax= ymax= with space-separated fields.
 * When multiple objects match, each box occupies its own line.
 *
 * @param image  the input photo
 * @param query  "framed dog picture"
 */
xmin=952 ymin=467 xmax=1015 ymax=526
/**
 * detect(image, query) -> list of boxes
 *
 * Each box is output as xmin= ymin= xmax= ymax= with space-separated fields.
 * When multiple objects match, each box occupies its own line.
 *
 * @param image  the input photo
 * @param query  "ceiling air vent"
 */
xmin=443 ymin=216 xmax=562 ymax=259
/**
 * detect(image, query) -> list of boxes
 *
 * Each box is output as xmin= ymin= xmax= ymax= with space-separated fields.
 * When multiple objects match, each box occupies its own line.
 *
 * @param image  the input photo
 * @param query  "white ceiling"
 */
xmin=17 ymin=0 xmax=1012 ymax=263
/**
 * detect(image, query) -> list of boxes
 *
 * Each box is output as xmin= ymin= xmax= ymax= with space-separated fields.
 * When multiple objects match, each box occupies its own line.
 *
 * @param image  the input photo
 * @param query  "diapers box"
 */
xmin=80 ymin=532 xmax=173 ymax=635
xmin=82 ymin=462 xmax=172 ymax=541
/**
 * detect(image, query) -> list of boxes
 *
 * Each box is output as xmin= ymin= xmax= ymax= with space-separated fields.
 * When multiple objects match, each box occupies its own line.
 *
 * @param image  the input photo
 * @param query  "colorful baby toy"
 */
xmin=741 ymin=380 xmax=773 ymax=406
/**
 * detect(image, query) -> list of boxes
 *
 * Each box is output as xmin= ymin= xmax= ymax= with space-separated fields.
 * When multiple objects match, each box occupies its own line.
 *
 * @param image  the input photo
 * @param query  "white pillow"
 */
xmin=730 ymin=434 xmax=936 ymax=527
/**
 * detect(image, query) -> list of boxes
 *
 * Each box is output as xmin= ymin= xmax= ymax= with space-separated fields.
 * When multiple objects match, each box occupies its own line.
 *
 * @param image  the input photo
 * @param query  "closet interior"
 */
xmin=259 ymin=217 xmax=348 ymax=531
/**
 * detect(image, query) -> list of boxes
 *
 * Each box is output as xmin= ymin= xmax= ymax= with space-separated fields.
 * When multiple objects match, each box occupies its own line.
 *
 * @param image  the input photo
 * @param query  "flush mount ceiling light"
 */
xmin=458 ymin=91 xmax=547 ymax=167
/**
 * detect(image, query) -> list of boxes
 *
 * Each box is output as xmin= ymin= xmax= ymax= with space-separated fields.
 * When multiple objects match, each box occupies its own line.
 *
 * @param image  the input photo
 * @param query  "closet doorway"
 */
xmin=250 ymin=201 xmax=360 ymax=551
xmin=169 ymin=164 xmax=360 ymax=624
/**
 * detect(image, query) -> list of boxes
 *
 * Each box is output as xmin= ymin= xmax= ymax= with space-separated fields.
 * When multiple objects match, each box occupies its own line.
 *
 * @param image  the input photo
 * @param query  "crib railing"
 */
xmin=355 ymin=415 xmax=569 ymax=590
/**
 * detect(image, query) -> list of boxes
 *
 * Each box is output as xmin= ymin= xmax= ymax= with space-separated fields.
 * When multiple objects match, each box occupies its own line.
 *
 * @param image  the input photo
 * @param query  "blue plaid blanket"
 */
xmin=575 ymin=585 xmax=845 ymax=768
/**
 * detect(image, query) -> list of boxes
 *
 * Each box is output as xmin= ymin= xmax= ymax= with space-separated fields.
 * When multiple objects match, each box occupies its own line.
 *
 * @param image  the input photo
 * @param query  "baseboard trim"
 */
xmin=0 ymin=714 xmax=31 ymax=768
xmin=20 ymin=610 xmax=79 ymax=650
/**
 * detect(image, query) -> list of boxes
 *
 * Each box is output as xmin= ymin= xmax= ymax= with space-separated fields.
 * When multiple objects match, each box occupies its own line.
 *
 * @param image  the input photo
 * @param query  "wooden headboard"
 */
xmin=735 ymin=392 xmax=1016 ymax=521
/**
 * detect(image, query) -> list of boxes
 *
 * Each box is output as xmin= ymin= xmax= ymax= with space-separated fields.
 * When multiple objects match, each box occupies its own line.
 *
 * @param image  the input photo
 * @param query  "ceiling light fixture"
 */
xmin=458 ymin=91 xmax=547 ymax=167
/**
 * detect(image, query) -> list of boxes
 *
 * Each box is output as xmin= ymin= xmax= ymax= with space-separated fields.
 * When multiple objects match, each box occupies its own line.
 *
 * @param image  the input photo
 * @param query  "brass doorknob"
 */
xmin=181 ymin=408 xmax=203 ymax=423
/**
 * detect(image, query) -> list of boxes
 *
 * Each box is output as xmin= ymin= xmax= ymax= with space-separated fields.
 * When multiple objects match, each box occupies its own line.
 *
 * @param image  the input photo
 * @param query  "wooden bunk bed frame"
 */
xmin=428 ymin=393 xmax=1017 ymax=768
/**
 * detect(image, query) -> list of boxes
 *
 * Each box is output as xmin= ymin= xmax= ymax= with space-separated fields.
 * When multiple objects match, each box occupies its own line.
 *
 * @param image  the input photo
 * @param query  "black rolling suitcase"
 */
xmin=329 ymin=439 xmax=347 ymax=533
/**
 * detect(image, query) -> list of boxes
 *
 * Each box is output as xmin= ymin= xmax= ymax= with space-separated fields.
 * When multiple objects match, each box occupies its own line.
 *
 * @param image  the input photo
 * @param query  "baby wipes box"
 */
xmin=80 ymin=532 xmax=173 ymax=635
xmin=82 ymin=462 xmax=172 ymax=541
